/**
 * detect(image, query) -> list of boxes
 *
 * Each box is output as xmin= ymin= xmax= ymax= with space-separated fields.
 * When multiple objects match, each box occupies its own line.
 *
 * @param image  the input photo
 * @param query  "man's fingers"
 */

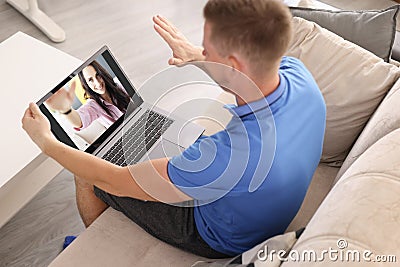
xmin=168 ymin=58 xmax=176 ymax=65
xmin=153 ymin=15 xmax=172 ymax=33
xmin=156 ymin=15 xmax=178 ymax=33
xmin=153 ymin=15 xmax=169 ymax=33
xmin=168 ymin=57 xmax=184 ymax=65
xmin=29 ymin=102 xmax=42 ymax=118
xmin=21 ymin=105 xmax=35 ymax=129
xmin=153 ymin=15 xmax=178 ymax=40
xmin=22 ymin=107 xmax=33 ymax=120
xmin=154 ymin=23 xmax=175 ymax=46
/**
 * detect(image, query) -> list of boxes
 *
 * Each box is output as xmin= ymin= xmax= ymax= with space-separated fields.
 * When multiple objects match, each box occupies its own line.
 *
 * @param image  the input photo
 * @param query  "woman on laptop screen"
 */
xmin=46 ymin=60 xmax=130 ymax=130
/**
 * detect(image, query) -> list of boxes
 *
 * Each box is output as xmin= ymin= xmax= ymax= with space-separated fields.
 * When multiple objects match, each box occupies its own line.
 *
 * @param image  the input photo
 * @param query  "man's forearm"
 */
xmin=42 ymin=138 xmax=162 ymax=200
xmin=43 ymin=138 xmax=122 ymax=190
xmin=40 ymin=137 xmax=192 ymax=203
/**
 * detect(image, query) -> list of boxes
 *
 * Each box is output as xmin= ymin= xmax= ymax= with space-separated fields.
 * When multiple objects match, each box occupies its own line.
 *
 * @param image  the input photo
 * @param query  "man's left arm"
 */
xmin=22 ymin=103 xmax=191 ymax=203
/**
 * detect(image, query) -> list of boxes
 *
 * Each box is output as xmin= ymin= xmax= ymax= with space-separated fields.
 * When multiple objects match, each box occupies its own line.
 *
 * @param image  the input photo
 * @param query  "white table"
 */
xmin=0 ymin=32 xmax=81 ymax=228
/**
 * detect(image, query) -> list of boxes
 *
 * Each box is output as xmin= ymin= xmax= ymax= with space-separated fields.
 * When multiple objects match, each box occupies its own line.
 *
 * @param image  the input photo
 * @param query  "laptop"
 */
xmin=37 ymin=46 xmax=204 ymax=166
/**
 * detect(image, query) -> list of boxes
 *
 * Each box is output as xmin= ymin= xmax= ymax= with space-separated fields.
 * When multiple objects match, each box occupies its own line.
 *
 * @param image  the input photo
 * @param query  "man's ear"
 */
xmin=228 ymin=55 xmax=243 ymax=72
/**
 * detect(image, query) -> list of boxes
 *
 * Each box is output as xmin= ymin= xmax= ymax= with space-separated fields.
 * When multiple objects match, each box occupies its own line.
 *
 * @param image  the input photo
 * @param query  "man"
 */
xmin=22 ymin=0 xmax=325 ymax=259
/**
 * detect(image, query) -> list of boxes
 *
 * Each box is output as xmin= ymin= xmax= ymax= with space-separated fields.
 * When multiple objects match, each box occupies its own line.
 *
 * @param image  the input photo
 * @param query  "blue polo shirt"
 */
xmin=168 ymin=57 xmax=326 ymax=255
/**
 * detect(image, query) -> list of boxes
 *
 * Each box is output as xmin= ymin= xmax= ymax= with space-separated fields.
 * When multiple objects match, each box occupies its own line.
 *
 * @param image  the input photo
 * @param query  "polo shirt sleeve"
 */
xmin=168 ymin=132 xmax=233 ymax=200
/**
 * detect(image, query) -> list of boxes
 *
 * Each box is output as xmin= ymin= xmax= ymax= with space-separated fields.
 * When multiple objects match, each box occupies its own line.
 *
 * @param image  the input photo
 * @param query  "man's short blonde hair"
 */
xmin=204 ymin=0 xmax=293 ymax=74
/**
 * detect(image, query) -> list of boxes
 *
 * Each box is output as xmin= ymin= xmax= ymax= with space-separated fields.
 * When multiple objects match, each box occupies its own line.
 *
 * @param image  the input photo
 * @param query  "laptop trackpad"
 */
xmin=147 ymin=139 xmax=184 ymax=160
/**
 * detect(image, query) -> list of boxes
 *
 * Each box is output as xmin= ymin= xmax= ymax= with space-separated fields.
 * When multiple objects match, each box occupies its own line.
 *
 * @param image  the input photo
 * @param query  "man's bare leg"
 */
xmin=74 ymin=175 xmax=108 ymax=227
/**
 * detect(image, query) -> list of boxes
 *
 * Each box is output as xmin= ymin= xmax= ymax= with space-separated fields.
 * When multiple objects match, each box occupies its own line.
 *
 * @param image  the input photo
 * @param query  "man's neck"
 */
xmin=235 ymin=71 xmax=280 ymax=106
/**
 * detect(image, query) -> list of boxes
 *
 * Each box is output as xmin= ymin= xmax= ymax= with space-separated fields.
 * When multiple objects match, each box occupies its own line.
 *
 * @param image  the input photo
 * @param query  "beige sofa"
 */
xmin=49 ymin=17 xmax=400 ymax=267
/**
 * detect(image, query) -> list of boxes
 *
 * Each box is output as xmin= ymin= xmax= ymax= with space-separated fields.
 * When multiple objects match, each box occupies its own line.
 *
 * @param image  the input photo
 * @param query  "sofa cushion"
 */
xmin=290 ymin=6 xmax=399 ymax=62
xmin=286 ymin=17 xmax=400 ymax=166
xmin=281 ymin=128 xmax=400 ymax=266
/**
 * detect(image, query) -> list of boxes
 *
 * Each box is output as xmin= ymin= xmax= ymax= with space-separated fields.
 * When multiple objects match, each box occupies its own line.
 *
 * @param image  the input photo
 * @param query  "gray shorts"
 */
xmin=93 ymin=186 xmax=230 ymax=259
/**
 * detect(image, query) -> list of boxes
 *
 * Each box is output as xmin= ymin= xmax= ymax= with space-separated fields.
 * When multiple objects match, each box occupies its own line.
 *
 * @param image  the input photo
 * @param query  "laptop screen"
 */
xmin=37 ymin=46 xmax=143 ymax=152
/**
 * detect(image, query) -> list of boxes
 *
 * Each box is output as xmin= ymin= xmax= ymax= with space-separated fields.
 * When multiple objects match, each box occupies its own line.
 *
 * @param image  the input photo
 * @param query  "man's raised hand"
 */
xmin=153 ymin=15 xmax=204 ymax=65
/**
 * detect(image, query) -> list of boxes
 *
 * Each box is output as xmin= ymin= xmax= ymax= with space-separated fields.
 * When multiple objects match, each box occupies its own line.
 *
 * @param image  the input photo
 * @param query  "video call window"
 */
xmin=43 ymin=55 xmax=130 ymax=150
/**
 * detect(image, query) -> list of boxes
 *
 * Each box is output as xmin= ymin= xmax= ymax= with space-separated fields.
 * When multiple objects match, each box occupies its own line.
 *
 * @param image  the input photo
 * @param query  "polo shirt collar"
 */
xmin=224 ymin=72 xmax=286 ymax=117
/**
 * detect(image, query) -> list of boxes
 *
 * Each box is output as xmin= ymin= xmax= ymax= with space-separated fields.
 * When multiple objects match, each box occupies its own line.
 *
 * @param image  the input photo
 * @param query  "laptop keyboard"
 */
xmin=101 ymin=110 xmax=173 ymax=166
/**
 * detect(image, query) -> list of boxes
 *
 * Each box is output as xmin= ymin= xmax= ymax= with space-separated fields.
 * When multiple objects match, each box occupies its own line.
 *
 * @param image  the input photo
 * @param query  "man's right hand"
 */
xmin=153 ymin=15 xmax=205 ymax=65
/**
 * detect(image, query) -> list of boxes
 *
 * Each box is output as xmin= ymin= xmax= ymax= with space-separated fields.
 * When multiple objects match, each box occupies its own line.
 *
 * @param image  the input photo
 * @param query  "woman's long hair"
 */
xmin=78 ymin=61 xmax=130 ymax=117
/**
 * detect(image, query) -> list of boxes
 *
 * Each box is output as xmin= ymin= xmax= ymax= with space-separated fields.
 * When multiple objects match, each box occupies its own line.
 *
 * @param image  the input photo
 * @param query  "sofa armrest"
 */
xmin=282 ymin=128 xmax=400 ymax=266
xmin=335 ymin=78 xmax=400 ymax=184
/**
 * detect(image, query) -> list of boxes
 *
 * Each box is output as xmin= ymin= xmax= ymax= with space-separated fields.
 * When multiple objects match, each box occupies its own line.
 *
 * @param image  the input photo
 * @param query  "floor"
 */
xmin=0 ymin=170 xmax=82 ymax=266
xmin=0 ymin=0 xmax=398 ymax=266
xmin=0 ymin=0 xmax=207 ymax=88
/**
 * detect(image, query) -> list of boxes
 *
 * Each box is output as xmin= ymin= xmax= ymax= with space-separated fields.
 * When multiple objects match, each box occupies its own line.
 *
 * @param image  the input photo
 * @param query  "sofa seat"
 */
xmin=49 ymin=207 xmax=208 ymax=267
xmin=286 ymin=164 xmax=339 ymax=232
xmin=49 ymin=163 xmax=340 ymax=267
